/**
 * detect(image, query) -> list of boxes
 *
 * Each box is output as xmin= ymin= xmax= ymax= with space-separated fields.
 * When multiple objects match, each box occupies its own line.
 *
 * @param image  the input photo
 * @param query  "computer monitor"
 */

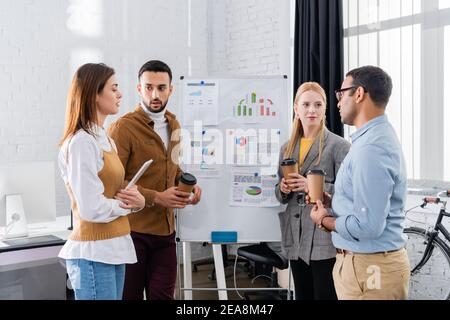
xmin=0 ymin=162 xmax=56 ymax=227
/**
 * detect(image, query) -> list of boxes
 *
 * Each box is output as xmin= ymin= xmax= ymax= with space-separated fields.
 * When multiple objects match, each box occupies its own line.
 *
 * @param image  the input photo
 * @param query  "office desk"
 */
xmin=0 ymin=216 xmax=71 ymax=299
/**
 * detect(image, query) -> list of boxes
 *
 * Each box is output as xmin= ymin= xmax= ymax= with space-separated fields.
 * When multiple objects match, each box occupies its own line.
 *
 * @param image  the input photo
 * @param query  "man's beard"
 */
xmin=341 ymin=105 xmax=357 ymax=126
xmin=143 ymin=99 xmax=168 ymax=113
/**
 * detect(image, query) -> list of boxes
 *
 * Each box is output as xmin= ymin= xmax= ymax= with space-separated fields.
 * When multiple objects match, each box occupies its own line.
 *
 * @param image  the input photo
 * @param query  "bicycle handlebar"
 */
xmin=424 ymin=197 xmax=440 ymax=204
xmin=438 ymin=190 xmax=450 ymax=199
xmin=422 ymin=190 xmax=450 ymax=206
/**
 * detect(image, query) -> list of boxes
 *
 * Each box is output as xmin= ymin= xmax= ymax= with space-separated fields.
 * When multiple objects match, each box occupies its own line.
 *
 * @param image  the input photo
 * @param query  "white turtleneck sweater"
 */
xmin=140 ymin=103 xmax=169 ymax=150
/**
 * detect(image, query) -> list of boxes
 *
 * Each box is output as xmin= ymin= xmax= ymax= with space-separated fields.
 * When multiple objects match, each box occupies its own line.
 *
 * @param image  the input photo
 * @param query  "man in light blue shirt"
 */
xmin=310 ymin=66 xmax=410 ymax=300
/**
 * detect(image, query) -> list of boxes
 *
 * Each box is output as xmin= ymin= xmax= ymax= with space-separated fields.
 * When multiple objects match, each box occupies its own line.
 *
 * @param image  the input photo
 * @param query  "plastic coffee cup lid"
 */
xmin=307 ymin=169 xmax=326 ymax=176
xmin=180 ymin=172 xmax=197 ymax=185
xmin=281 ymin=158 xmax=297 ymax=166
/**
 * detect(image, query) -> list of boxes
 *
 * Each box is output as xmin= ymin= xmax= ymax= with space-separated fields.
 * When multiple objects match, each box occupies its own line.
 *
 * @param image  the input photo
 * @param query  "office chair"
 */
xmin=236 ymin=243 xmax=290 ymax=300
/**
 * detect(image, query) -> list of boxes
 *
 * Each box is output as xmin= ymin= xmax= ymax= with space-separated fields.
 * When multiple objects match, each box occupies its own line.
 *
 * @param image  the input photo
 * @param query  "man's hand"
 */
xmin=189 ymin=185 xmax=202 ymax=205
xmin=310 ymin=200 xmax=329 ymax=225
xmin=310 ymin=200 xmax=336 ymax=232
xmin=306 ymin=192 xmax=332 ymax=208
xmin=154 ymin=187 xmax=191 ymax=209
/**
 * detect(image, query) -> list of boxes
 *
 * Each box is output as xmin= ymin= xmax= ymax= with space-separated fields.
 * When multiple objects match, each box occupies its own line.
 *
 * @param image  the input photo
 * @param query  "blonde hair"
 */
xmin=284 ymin=82 xmax=327 ymax=167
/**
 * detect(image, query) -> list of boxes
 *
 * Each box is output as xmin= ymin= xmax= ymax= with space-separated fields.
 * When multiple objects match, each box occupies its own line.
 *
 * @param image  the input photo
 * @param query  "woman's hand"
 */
xmin=115 ymin=185 xmax=145 ymax=211
xmin=285 ymin=173 xmax=308 ymax=193
xmin=279 ymin=178 xmax=292 ymax=195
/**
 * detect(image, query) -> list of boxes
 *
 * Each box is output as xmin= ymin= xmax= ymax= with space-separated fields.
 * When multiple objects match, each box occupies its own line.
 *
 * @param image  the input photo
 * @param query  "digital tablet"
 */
xmin=126 ymin=159 xmax=153 ymax=189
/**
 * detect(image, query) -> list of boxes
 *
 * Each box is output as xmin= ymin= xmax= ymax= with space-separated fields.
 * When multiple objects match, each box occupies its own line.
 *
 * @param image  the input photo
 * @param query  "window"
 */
xmin=343 ymin=0 xmax=450 ymax=181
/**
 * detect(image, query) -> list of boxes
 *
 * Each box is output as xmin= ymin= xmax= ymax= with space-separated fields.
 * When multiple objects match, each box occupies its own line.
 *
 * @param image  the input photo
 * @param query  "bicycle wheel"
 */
xmin=404 ymin=227 xmax=450 ymax=300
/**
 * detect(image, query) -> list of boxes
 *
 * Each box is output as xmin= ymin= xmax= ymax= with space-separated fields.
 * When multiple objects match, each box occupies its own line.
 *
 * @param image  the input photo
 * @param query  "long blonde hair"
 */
xmin=284 ymin=82 xmax=327 ymax=167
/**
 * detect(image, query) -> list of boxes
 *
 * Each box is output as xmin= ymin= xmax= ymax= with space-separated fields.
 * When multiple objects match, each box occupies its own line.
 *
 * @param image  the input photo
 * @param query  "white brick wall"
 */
xmin=0 ymin=0 xmax=208 ymax=218
xmin=208 ymin=0 xmax=292 ymax=77
xmin=1 ymin=0 xmax=291 ymax=219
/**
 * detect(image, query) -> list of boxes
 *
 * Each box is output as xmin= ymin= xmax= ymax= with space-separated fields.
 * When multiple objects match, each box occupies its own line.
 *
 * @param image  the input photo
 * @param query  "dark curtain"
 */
xmin=294 ymin=0 xmax=344 ymax=137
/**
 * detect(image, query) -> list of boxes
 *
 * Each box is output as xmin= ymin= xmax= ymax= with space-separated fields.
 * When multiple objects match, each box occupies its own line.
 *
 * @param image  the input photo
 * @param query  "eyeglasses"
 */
xmin=335 ymin=86 xmax=368 ymax=102
xmin=335 ymin=86 xmax=357 ymax=102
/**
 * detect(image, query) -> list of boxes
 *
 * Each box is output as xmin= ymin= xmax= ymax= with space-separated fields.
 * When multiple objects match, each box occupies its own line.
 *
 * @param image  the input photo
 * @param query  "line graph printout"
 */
xmin=183 ymin=80 xmax=219 ymax=126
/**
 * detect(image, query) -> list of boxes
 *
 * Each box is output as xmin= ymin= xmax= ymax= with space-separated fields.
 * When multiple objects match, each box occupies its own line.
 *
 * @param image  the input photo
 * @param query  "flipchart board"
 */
xmin=177 ymin=76 xmax=290 ymax=243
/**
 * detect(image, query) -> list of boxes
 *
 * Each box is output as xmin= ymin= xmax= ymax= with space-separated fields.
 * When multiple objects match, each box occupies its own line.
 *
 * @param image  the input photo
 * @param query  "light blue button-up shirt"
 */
xmin=331 ymin=115 xmax=408 ymax=253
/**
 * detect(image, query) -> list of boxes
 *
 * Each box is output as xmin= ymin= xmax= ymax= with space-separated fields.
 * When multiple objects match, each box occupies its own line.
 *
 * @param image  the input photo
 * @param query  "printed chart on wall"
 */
xmin=226 ymin=129 xmax=280 ymax=167
xmin=230 ymin=166 xmax=279 ymax=207
xmin=183 ymin=129 xmax=222 ymax=179
xmin=182 ymin=79 xmax=219 ymax=126
xmin=228 ymin=87 xmax=282 ymax=125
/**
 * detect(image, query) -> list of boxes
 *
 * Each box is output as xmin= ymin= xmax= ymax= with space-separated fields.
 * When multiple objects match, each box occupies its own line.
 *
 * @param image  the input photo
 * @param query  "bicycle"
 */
xmin=404 ymin=190 xmax=450 ymax=300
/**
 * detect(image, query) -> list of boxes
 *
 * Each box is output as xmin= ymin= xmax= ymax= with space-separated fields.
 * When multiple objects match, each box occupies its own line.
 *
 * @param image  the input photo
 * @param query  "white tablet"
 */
xmin=126 ymin=159 xmax=153 ymax=189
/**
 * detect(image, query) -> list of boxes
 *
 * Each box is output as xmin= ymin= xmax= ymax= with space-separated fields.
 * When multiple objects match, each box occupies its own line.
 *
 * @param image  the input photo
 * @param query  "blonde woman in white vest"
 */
xmin=275 ymin=82 xmax=350 ymax=300
xmin=58 ymin=63 xmax=145 ymax=300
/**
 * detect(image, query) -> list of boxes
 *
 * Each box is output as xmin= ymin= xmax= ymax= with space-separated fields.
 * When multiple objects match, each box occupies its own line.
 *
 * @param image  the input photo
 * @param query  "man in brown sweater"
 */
xmin=109 ymin=60 xmax=202 ymax=300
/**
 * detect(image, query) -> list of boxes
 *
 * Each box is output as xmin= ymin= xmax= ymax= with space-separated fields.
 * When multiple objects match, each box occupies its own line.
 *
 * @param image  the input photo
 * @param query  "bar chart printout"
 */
xmin=232 ymin=91 xmax=278 ymax=123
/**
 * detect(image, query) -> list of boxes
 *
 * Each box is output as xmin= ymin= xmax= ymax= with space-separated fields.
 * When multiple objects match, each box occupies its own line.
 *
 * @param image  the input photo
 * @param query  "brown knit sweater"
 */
xmin=68 ymin=147 xmax=130 ymax=241
xmin=108 ymin=106 xmax=182 ymax=236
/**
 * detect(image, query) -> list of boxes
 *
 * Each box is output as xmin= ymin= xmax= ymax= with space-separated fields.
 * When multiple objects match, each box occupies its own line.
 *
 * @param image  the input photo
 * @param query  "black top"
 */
xmin=180 ymin=172 xmax=197 ymax=186
xmin=280 ymin=158 xmax=297 ymax=166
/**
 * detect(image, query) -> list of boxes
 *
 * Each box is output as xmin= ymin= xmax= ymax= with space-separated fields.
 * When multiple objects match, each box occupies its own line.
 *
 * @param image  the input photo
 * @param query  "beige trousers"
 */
xmin=333 ymin=248 xmax=410 ymax=300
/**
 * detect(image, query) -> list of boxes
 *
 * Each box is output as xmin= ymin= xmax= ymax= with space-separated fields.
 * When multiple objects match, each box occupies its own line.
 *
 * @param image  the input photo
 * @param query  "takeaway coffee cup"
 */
xmin=177 ymin=173 xmax=197 ymax=196
xmin=307 ymin=169 xmax=326 ymax=204
xmin=280 ymin=158 xmax=298 ymax=190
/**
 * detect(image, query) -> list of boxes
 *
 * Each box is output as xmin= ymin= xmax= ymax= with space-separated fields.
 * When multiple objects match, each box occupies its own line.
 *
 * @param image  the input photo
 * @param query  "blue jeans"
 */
xmin=66 ymin=259 xmax=125 ymax=300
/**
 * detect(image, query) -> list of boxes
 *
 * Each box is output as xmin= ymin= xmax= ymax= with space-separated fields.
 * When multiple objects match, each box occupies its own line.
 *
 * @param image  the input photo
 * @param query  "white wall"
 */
xmin=208 ymin=0 xmax=292 ymax=77
xmin=0 ymin=0 xmax=292 ymax=263
xmin=0 ymin=0 xmax=208 ymax=217
xmin=0 ymin=0 xmax=292 ymax=220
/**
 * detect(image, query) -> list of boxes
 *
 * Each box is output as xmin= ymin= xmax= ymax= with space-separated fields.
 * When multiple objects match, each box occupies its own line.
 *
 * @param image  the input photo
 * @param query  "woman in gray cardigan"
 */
xmin=275 ymin=82 xmax=350 ymax=300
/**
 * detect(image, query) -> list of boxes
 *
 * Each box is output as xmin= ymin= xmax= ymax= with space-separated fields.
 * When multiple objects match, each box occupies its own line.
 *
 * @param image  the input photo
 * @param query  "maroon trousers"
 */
xmin=123 ymin=231 xmax=177 ymax=300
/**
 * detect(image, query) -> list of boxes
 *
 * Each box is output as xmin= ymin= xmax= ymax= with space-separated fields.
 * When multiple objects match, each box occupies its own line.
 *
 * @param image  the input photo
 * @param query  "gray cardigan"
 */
xmin=275 ymin=128 xmax=350 ymax=263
